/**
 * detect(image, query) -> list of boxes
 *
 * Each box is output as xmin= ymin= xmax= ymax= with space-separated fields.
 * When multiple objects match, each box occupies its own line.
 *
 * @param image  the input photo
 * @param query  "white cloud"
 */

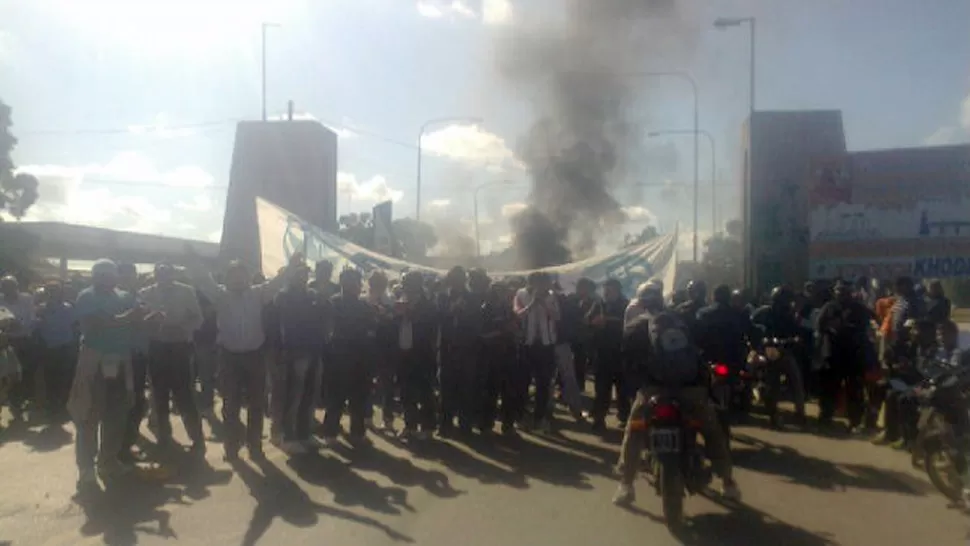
xmin=11 ymin=152 xmax=218 ymax=237
xmin=176 ymin=194 xmax=214 ymax=213
xmin=267 ymin=111 xmax=358 ymax=139
xmin=416 ymin=2 xmax=444 ymax=18
xmin=482 ymin=0 xmax=513 ymax=24
xmin=422 ymin=124 xmax=523 ymax=171
xmin=501 ymin=202 xmax=528 ymax=217
xmin=337 ymin=172 xmax=403 ymax=203
xmin=207 ymin=230 xmax=223 ymax=243
xmin=924 ymin=126 xmax=963 ymax=146
xmin=622 ymin=205 xmax=657 ymax=224
xmin=0 ymin=31 xmax=16 ymax=64
xmin=428 ymin=198 xmax=451 ymax=208
xmin=450 ymin=1 xmax=475 ymax=18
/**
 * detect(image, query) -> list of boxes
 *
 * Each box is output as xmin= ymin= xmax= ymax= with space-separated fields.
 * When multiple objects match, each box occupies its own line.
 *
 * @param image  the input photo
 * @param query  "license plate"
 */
xmin=649 ymin=428 xmax=681 ymax=454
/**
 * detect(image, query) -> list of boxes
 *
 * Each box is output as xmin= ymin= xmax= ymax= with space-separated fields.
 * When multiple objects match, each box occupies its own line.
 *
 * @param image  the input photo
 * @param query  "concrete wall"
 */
xmin=220 ymin=120 xmax=338 ymax=268
xmin=742 ymin=110 xmax=846 ymax=295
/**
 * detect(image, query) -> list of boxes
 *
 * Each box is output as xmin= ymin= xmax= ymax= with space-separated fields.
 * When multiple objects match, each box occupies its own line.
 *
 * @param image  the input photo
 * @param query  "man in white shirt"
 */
xmin=1 ymin=275 xmax=35 ymax=419
xmin=139 ymin=263 xmax=205 ymax=455
xmin=513 ymin=272 xmax=559 ymax=432
xmin=188 ymin=250 xmax=297 ymax=462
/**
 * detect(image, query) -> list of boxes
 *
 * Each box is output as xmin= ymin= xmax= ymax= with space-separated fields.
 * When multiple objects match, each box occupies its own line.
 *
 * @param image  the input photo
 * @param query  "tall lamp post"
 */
xmin=713 ymin=17 xmax=756 ymax=115
xmin=649 ymin=129 xmax=717 ymax=233
xmin=261 ymin=22 xmax=282 ymax=121
xmin=416 ymin=116 xmax=483 ymax=221
xmin=630 ymin=71 xmax=700 ymax=262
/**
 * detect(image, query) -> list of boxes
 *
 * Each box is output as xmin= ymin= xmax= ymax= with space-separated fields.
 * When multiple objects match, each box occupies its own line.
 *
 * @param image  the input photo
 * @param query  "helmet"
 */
xmin=686 ymin=279 xmax=707 ymax=301
xmin=770 ymin=285 xmax=795 ymax=307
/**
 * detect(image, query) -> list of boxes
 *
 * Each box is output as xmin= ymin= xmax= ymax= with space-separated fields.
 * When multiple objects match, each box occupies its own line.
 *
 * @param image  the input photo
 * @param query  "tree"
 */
xmin=622 ymin=225 xmax=659 ymax=248
xmin=337 ymin=212 xmax=374 ymax=247
xmin=0 ymin=100 xmax=38 ymax=220
xmin=392 ymin=218 xmax=437 ymax=261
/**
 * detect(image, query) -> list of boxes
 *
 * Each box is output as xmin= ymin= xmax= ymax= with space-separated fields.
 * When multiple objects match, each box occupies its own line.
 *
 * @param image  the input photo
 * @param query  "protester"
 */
xmin=35 ymin=281 xmax=76 ymax=418
xmin=1 ymin=275 xmax=35 ymax=420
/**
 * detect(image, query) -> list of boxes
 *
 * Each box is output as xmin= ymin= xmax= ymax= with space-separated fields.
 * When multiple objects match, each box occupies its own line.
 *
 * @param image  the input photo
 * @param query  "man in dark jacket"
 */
xmin=696 ymin=284 xmax=753 ymax=371
xmin=752 ymin=285 xmax=807 ymax=427
xmin=437 ymin=266 xmax=482 ymax=434
xmin=589 ymin=279 xmax=630 ymax=430
xmin=395 ymin=271 xmax=439 ymax=440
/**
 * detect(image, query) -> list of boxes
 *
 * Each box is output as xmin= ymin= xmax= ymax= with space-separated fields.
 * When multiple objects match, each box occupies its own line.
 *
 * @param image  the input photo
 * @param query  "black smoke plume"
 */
xmin=495 ymin=0 xmax=695 ymax=268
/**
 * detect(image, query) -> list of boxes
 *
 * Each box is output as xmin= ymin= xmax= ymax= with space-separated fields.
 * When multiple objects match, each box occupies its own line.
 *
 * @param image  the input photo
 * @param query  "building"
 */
xmin=220 ymin=120 xmax=339 ymax=268
xmin=740 ymin=110 xmax=847 ymax=295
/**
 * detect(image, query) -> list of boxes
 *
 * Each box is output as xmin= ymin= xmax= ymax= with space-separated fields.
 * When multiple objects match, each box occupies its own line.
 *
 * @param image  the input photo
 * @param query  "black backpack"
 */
xmin=645 ymin=311 xmax=702 ymax=386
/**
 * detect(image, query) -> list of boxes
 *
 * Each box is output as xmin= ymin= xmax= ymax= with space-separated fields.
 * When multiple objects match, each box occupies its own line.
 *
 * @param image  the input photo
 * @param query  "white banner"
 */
xmin=257 ymin=197 xmax=678 ymax=297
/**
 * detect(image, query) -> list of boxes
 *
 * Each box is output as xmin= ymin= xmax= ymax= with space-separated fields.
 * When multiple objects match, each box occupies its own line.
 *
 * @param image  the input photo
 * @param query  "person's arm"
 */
xmin=181 ymin=285 xmax=204 ymax=333
xmin=187 ymin=263 xmax=227 ymax=306
xmin=513 ymin=289 xmax=532 ymax=318
xmin=76 ymin=292 xmax=145 ymax=333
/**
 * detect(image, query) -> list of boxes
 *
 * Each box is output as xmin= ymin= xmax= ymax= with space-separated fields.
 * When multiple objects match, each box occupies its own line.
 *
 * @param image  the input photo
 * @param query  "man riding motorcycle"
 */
xmin=613 ymin=282 xmax=740 ymax=506
xmin=696 ymin=284 xmax=755 ymax=373
xmin=750 ymin=285 xmax=807 ymax=427
xmin=675 ymin=280 xmax=707 ymax=338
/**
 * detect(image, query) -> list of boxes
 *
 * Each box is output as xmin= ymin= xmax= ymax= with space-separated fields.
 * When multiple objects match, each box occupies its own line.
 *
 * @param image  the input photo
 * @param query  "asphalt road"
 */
xmin=1 ymin=402 xmax=968 ymax=546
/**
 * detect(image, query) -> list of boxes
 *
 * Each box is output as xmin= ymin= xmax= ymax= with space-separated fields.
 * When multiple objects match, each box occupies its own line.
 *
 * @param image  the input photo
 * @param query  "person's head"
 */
xmin=770 ymin=284 xmax=796 ymax=309
xmin=45 ymin=281 xmax=64 ymax=304
xmin=116 ymin=262 xmax=137 ymax=291
xmin=730 ymin=289 xmax=746 ymax=310
xmin=914 ymin=319 xmax=936 ymax=348
xmin=289 ymin=264 xmax=310 ymax=290
xmin=0 ymin=276 xmax=18 ymax=299
xmin=339 ymin=268 xmax=363 ymax=299
xmin=832 ymin=280 xmax=853 ymax=303
xmin=575 ymin=277 xmax=595 ymax=299
xmin=603 ymin=279 xmax=622 ymax=302
xmin=712 ymin=284 xmax=731 ymax=306
xmin=91 ymin=259 xmax=119 ymax=292
xmin=635 ymin=280 xmax=664 ymax=311
xmin=367 ymin=270 xmax=388 ymax=295
xmin=315 ymin=260 xmax=333 ymax=283
xmin=468 ymin=268 xmax=490 ymax=294
xmin=225 ymin=261 xmax=251 ymax=292
xmin=686 ymin=279 xmax=707 ymax=304
xmin=154 ymin=263 xmax=175 ymax=286
xmin=527 ymin=271 xmax=550 ymax=294
xmin=401 ymin=271 xmax=424 ymax=297
xmin=928 ymin=279 xmax=945 ymax=299
xmin=940 ymin=320 xmax=959 ymax=350
xmin=446 ymin=266 xmax=467 ymax=291
xmin=803 ymin=281 xmax=816 ymax=299
xmin=894 ymin=276 xmax=915 ymax=298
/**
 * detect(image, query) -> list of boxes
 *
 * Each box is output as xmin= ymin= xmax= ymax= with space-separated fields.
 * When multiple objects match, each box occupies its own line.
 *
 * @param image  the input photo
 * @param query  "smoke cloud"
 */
xmin=495 ymin=0 xmax=698 ymax=268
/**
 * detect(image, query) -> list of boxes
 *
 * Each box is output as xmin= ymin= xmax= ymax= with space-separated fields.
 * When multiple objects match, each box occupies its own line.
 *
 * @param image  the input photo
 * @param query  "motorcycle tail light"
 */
xmin=713 ymin=363 xmax=730 ymax=377
xmin=653 ymin=403 xmax=680 ymax=422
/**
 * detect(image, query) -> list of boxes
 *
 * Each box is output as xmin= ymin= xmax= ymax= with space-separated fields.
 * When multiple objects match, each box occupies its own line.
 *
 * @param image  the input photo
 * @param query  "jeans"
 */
xmin=276 ymin=350 xmax=319 ymax=442
xmin=322 ymin=348 xmax=370 ymax=439
xmin=617 ymin=385 xmax=733 ymax=485
xmin=439 ymin=345 xmax=480 ymax=428
xmin=44 ymin=343 xmax=77 ymax=415
xmin=763 ymin=353 xmax=807 ymax=418
xmin=550 ymin=344 xmax=583 ymax=415
xmin=76 ymin=376 xmax=129 ymax=473
xmin=522 ymin=343 xmax=556 ymax=423
xmin=220 ymin=348 xmax=267 ymax=453
xmin=593 ymin=346 xmax=630 ymax=423
xmin=148 ymin=341 xmax=204 ymax=446
xmin=399 ymin=348 xmax=437 ymax=432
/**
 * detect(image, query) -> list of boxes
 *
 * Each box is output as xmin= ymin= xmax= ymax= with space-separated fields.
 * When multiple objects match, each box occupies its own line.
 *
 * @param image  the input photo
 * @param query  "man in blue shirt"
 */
xmin=70 ymin=259 xmax=148 ymax=494
xmin=36 ymin=281 xmax=76 ymax=418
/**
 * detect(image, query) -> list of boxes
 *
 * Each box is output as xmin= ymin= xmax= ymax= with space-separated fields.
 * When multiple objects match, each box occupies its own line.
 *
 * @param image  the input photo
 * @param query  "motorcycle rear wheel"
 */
xmin=659 ymin=462 xmax=685 ymax=528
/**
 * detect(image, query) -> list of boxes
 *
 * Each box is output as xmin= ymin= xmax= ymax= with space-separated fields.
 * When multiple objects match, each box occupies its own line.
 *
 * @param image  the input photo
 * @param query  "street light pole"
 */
xmin=648 ymin=129 xmax=717 ymax=233
xmin=416 ymin=116 xmax=484 ymax=222
xmin=261 ymin=22 xmax=281 ymax=121
xmin=713 ymin=16 xmax=756 ymax=115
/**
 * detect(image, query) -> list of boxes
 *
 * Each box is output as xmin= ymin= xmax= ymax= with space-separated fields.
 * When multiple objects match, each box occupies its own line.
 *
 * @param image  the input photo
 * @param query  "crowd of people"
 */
xmin=0 ymin=254 xmax=964 ymax=505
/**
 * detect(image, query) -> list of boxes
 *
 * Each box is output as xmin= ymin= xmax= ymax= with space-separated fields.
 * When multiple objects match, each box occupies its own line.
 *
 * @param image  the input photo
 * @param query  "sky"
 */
xmin=1 ymin=0 xmax=969 ymax=258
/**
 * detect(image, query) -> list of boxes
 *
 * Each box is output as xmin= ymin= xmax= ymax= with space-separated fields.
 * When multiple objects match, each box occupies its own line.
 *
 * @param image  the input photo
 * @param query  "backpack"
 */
xmin=645 ymin=311 xmax=702 ymax=386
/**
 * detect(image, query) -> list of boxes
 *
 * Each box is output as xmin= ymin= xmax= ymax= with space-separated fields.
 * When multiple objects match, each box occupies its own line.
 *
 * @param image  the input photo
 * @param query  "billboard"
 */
xmin=808 ymin=144 xmax=970 ymax=280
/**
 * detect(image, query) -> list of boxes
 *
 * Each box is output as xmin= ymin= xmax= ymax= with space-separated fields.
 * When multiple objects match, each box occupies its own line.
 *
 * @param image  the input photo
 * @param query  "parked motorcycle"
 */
xmin=912 ymin=366 xmax=970 ymax=503
xmin=709 ymin=362 xmax=751 ymax=437
xmin=750 ymin=337 xmax=799 ymax=406
xmin=641 ymin=393 xmax=712 ymax=528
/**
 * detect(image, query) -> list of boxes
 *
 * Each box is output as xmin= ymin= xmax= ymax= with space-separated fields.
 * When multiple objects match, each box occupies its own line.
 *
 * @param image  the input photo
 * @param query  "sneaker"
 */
xmin=501 ymin=423 xmax=518 ymax=438
xmin=612 ymin=483 xmax=635 ymax=505
xmin=281 ymin=441 xmax=307 ymax=455
xmin=381 ymin=420 xmax=396 ymax=434
xmin=720 ymin=479 xmax=742 ymax=501
xmin=223 ymin=449 xmax=240 ymax=463
xmin=248 ymin=446 xmax=267 ymax=461
xmin=77 ymin=467 xmax=98 ymax=488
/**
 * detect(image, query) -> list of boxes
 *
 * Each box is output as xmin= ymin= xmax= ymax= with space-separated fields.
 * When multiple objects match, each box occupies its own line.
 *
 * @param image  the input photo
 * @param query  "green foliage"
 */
xmin=0 ymin=99 xmax=39 ymax=219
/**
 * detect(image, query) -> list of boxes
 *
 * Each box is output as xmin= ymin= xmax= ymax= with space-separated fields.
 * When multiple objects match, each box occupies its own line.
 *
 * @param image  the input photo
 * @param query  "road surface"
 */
xmin=1 ymin=405 xmax=968 ymax=546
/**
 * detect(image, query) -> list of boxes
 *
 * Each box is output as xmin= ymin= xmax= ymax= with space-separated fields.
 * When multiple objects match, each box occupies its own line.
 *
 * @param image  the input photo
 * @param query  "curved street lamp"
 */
xmin=416 ymin=116 xmax=484 ymax=221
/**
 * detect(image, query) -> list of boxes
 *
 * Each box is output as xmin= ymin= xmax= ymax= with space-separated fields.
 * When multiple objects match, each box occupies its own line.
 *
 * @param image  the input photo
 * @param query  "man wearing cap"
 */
xmin=69 ymin=259 xmax=150 ymax=493
xmin=139 ymin=262 xmax=206 ymax=456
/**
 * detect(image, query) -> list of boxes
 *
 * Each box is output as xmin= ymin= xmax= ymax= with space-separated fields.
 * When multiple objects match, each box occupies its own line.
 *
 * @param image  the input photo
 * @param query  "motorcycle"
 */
xmin=750 ymin=337 xmax=799 ymax=407
xmin=640 ymin=393 xmax=712 ymax=528
xmin=709 ymin=361 xmax=751 ymax=437
xmin=912 ymin=366 xmax=970 ymax=503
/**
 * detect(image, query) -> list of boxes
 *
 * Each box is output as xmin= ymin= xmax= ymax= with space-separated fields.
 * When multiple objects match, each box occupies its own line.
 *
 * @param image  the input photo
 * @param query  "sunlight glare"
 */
xmin=41 ymin=0 xmax=304 ymax=56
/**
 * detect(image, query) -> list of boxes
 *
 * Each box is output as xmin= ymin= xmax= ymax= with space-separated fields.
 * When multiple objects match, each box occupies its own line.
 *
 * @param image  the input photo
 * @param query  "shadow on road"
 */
xmin=732 ymin=433 xmax=933 ymax=495
xmin=671 ymin=502 xmax=841 ymax=546
xmin=235 ymin=458 xmax=413 ymax=546
xmin=343 ymin=443 xmax=466 ymax=499
xmin=76 ymin=457 xmax=232 ymax=546
xmin=404 ymin=437 xmax=531 ymax=489
xmin=287 ymin=452 xmax=413 ymax=515
xmin=21 ymin=422 xmax=73 ymax=452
